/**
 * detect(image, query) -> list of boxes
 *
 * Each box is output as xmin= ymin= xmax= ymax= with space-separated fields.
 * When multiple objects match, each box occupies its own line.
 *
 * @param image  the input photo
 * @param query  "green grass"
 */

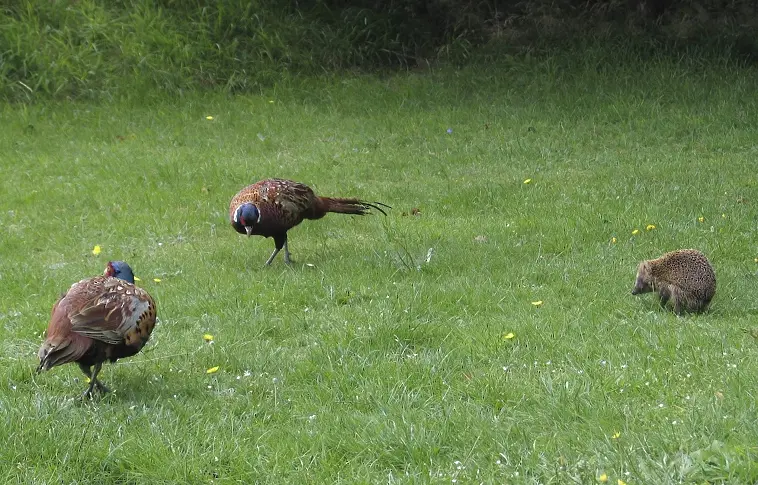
xmin=2 ymin=52 xmax=758 ymax=483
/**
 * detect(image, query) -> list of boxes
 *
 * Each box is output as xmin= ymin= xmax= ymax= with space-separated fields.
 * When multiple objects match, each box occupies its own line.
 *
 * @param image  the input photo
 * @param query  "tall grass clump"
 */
xmin=1 ymin=0 xmax=472 ymax=101
xmin=2 ymin=0 xmax=758 ymax=101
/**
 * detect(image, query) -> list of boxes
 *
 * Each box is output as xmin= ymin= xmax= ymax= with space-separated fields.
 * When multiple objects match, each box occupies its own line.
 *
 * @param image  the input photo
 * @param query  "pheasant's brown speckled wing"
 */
xmin=266 ymin=179 xmax=316 ymax=221
xmin=68 ymin=277 xmax=157 ymax=349
xmin=229 ymin=178 xmax=316 ymax=222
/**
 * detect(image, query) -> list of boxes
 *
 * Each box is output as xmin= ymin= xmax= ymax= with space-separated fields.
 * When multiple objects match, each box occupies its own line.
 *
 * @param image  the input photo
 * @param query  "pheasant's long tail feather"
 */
xmin=37 ymin=335 xmax=88 ymax=373
xmin=318 ymin=197 xmax=390 ymax=216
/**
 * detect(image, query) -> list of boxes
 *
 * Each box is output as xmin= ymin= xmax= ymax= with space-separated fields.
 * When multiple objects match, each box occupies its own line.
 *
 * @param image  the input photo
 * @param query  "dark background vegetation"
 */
xmin=1 ymin=0 xmax=757 ymax=101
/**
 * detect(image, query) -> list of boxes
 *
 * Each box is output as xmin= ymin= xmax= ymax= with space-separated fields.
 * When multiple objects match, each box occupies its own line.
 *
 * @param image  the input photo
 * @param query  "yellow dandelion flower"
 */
xmin=722 ymin=213 xmax=727 ymax=218
xmin=206 ymin=366 xmax=219 ymax=374
xmin=153 ymin=278 xmax=162 ymax=283
xmin=618 ymin=480 xmax=626 ymax=485
xmin=523 ymin=178 xmax=532 ymax=184
xmin=206 ymin=115 xmax=214 ymax=120
xmin=92 ymin=245 xmax=102 ymax=255
xmin=645 ymin=224 xmax=656 ymax=231
xmin=598 ymin=473 xmax=608 ymax=483
xmin=698 ymin=216 xmax=704 ymax=223
xmin=611 ymin=237 xmax=617 ymax=244
xmin=531 ymin=300 xmax=543 ymax=306
xmin=502 ymin=332 xmax=515 ymax=340
xmin=203 ymin=334 xmax=214 ymax=342
xmin=631 ymin=229 xmax=639 ymax=235
xmin=612 ymin=431 xmax=621 ymax=439
xmin=134 ymin=276 xmax=142 ymax=282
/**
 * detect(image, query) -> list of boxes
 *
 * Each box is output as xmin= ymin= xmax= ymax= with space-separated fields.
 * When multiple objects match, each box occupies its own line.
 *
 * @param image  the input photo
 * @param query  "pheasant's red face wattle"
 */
xmin=239 ymin=216 xmax=246 ymax=226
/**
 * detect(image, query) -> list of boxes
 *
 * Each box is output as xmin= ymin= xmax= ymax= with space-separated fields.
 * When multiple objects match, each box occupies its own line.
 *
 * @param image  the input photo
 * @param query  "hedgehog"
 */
xmin=631 ymin=249 xmax=716 ymax=314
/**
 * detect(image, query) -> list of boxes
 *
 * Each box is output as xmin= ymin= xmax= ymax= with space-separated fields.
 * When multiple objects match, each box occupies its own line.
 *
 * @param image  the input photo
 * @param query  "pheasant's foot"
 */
xmin=80 ymin=381 xmax=97 ymax=400
xmin=95 ymin=380 xmax=111 ymax=393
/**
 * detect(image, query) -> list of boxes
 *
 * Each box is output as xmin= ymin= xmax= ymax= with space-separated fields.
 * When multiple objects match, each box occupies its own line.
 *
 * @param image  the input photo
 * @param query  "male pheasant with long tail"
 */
xmin=229 ymin=178 xmax=389 ymax=265
xmin=37 ymin=261 xmax=157 ymax=398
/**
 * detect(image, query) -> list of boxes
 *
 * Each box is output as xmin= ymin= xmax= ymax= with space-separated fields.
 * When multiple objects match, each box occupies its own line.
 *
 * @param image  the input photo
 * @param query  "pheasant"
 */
xmin=37 ymin=261 xmax=157 ymax=398
xmin=229 ymin=178 xmax=389 ymax=265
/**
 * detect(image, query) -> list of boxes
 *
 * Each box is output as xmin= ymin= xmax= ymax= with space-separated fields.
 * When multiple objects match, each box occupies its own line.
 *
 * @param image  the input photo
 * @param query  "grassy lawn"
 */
xmin=2 ymin=52 xmax=758 ymax=483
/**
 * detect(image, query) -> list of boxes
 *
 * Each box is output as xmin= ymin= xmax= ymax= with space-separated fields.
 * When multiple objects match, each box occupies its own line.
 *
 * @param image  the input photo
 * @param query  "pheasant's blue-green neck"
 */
xmin=107 ymin=261 xmax=135 ymax=284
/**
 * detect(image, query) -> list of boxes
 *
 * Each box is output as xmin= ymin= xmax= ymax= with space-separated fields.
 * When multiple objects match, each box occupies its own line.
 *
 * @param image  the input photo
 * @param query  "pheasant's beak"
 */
xmin=245 ymin=226 xmax=253 ymax=236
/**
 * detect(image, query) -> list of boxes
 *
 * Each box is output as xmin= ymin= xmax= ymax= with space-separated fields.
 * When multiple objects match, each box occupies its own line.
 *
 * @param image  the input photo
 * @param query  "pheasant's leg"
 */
xmin=266 ymin=234 xmax=289 ymax=266
xmin=90 ymin=362 xmax=110 ymax=393
xmin=78 ymin=363 xmax=97 ymax=398
xmin=265 ymin=247 xmax=281 ymax=266
xmin=78 ymin=362 xmax=109 ymax=398
xmin=282 ymin=238 xmax=292 ymax=265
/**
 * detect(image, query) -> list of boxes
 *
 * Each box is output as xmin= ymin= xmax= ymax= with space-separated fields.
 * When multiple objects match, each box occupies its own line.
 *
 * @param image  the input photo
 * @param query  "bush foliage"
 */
xmin=1 ymin=0 xmax=757 ymax=101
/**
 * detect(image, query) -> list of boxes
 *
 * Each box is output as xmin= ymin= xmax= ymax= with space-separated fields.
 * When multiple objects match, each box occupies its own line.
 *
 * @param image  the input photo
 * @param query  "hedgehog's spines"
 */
xmin=632 ymin=249 xmax=716 ymax=314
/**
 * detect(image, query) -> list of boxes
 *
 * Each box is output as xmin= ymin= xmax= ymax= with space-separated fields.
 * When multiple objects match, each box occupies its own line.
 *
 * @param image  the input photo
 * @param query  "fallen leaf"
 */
xmin=206 ymin=366 xmax=219 ymax=374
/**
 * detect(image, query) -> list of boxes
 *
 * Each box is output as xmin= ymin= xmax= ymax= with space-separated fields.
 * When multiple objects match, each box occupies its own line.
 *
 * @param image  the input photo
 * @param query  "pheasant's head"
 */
xmin=104 ymin=260 xmax=136 ymax=284
xmin=233 ymin=203 xmax=260 ymax=236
